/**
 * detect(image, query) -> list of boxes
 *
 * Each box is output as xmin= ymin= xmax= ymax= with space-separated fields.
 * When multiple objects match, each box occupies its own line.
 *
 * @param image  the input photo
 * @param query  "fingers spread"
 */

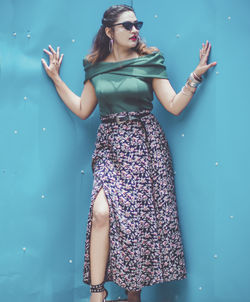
xmin=59 ymin=54 xmax=64 ymax=65
xmin=49 ymin=44 xmax=56 ymax=55
xmin=43 ymin=48 xmax=52 ymax=56
xmin=41 ymin=58 xmax=48 ymax=69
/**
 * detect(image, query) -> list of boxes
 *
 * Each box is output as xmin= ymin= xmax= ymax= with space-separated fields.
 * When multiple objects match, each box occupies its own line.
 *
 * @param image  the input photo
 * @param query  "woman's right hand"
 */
xmin=41 ymin=45 xmax=64 ymax=81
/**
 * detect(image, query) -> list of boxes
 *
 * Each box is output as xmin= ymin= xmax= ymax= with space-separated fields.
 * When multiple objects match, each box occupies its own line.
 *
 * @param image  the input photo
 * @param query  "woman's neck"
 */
xmin=107 ymin=48 xmax=139 ymax=62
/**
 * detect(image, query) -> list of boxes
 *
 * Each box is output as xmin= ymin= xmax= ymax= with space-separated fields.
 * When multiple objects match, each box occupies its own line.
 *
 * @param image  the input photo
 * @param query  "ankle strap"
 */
xmin=90 ymin=281 xmax=105 ymax=292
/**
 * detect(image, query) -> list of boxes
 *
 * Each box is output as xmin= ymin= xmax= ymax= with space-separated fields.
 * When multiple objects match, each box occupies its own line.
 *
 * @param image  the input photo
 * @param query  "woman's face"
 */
xmin=107 ymin=10 xmax=140 ymax=50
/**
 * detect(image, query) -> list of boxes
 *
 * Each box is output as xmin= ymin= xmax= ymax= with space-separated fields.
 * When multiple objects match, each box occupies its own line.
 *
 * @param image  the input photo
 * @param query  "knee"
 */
xmin=92 ymin=207 xmax=109 ymax=227
xmin=92 ymin=188 xmax=109 ymax=227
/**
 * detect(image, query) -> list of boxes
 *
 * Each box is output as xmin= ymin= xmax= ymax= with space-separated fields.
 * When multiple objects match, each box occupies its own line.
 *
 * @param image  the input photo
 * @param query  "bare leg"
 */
xmin=90 ymin=188 xmax=110 ymax=302
xmin=127 ymin=290 xmax=142 ymax=302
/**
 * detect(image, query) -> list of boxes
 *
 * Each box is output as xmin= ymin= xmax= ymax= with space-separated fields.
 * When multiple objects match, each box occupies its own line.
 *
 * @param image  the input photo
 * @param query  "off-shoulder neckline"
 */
xmin=89 ymin=51 xmax=160 ymax=65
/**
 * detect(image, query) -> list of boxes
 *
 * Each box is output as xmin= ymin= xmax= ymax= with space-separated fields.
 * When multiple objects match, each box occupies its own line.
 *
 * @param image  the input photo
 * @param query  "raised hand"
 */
xmin=41 ymin=45 xmax=64 ymax=81
xmin=194 ymin=40 xmax=217 ymax=77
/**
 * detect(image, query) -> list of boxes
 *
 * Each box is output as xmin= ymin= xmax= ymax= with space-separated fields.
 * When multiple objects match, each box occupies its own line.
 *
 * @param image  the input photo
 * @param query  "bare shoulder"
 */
xmin=148 ymin=46 xmax=160 ymax=52
xmin=139 ymin=46 xmax=161 ymax=57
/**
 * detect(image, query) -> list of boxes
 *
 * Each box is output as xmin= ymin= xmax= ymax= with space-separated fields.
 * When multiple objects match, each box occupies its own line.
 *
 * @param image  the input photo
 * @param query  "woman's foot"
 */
xmin=90 ymin=281 xmax=108 ymax=302
xmin=127 ymin=290 xmax=141 ymax=302
xmin=90 ymin=290 xmax=107 ymax=302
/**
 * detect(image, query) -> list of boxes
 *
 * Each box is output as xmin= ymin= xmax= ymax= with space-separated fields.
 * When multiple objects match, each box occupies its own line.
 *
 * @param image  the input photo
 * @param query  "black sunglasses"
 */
xmin=111 ymin=21 xmax=143 ymax=31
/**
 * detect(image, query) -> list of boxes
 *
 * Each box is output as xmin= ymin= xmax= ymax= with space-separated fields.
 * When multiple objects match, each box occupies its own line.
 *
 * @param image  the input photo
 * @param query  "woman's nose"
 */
xmin=131 ymin=26 xmax=139 ymax=33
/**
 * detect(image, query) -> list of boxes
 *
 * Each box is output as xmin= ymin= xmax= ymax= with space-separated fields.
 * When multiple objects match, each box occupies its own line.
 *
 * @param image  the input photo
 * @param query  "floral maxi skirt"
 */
xmin=82 ymin=109 xmax=187 ymax=292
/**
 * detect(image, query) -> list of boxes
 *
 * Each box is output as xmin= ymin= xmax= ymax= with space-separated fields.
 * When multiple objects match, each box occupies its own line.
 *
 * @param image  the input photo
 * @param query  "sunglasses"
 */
xmin=111 ymin=21 xmax=143 ymax=31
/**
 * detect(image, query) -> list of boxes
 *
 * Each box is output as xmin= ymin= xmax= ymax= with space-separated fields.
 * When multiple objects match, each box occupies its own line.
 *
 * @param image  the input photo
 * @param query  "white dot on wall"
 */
xmin=154 ymin=14 xmax=158 ymax=18
xmin=22 ymin=247 xmax=26 ymax=251
xmin=69 ymin=259 xmax=73 ymax=263
xmin=14 ymin=130 xmax=18 ymax=134
xmin=216 ymin=71 xmax=219 ymax=75
xmin=176 ymin=34 xmax=181 ymax=38
xmin=27 ymin=34 xmax=31 ymax=38
xmin=181 ymin=133 xmax=184 ymax=137
xmin=13 ymin=32 xmax=17 ymax=36
xmin=72 ymin=39 xmax=75 ymax=43
xmin=42 ymin=128 xmax=46 ymax=131
xmin=41 ymin=194 xmax=45 ymax=199
xmin=81 ymin=170 xmax=84 ymax=174
xmin=215 ymin=162 xmax=219 ymax=166
xmin=198 ymin=286 xmax=203 ymax=291
xmin=230 ymin=215 xmax=234 ymax=219
xmin=227 ymin=16 xmax=231 ymax=20
xmin=24 ymin=96 xmax=28 ymax=100
xmin=213 ymin=254 xmax=218 ymax=259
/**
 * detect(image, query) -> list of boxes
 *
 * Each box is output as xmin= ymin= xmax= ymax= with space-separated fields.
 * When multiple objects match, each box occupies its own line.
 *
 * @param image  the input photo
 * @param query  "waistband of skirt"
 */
xmin=100 ymin=109 xmax=152 ymax=123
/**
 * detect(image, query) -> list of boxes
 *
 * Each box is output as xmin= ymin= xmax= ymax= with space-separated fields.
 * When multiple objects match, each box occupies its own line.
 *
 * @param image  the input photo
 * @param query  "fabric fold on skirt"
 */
xmin=83 ymin=109 xmax=187 ymax=291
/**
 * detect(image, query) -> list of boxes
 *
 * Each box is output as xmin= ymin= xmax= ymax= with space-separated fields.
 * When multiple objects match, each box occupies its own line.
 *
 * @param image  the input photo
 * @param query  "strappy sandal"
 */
xmin=90 ymin=281 xmax=108 ymax=302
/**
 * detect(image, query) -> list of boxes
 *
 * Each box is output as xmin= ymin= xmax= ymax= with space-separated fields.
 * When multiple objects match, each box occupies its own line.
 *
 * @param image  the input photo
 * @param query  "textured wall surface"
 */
xmin=0 ymin=0 xmax=249 ymax=301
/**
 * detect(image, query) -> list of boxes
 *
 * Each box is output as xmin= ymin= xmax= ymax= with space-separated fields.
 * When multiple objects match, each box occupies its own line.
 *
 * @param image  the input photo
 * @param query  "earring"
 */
xmin=109 ymin=38 xmax=113 ymax=53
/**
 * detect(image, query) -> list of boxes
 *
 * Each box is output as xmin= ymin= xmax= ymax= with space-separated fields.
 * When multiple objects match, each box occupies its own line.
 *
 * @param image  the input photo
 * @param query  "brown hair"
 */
xmin=83 ymin=4 xmax=159 ymax=65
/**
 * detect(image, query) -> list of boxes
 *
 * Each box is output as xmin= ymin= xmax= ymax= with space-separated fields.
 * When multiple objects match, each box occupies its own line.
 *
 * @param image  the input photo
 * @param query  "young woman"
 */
xmin=41 ymin=4 xmax=216 ymax=302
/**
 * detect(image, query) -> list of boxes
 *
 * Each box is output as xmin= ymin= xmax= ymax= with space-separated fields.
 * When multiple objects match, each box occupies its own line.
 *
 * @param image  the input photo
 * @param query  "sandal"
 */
xmin=90 ymin=281 xmax=108 ymax=302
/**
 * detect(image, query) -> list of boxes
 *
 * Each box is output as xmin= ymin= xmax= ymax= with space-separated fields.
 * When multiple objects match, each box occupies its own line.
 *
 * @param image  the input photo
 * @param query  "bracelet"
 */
xmin=181 ymin=85 xmax=195 ymax=96
xmin=182 ymin=70 xmax=203 ymax=95
xmin=186 ymin=72 xmax=203 ymax=88
xmin=185 ymin=83 xmax=196 ymax=94
xmin=193 ymin=72 xmax=202 ymax=81
xmin=187 ymin=79 xmax=200 ymax=88
xmin=187 ymin=80 xmax=199 ymax=88
xmin=185 ymin=83 xmax=195 ymax=91
xmin=190 ymin=72 xmax=202 ymax=83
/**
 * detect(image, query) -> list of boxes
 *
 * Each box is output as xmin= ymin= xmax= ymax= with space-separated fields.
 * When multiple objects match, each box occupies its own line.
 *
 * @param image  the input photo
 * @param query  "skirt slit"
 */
xmin=83 ymin=174 xmax=116 ymax=285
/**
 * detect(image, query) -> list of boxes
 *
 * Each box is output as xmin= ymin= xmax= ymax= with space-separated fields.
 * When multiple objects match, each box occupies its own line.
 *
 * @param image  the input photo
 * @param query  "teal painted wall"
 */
xmin=0 ymin=0 xmax=249 ymax=301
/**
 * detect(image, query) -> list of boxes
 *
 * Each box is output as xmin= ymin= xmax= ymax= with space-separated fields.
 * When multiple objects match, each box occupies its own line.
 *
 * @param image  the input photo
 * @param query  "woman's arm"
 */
xmin=52 ymin=76 xmax=98 ymax=120
xmin=153 ymin=41 xmax=217 ymax=116
xmin=52 ymin=75 xmax=82 ymax=118
xmin=152 ymin=78 xmax=196 ymax=116
xmin=41 ymin=45 xmax=98 ymax=120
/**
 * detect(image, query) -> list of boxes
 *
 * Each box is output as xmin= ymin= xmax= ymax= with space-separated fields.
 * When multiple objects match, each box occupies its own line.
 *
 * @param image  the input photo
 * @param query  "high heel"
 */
xmin=90 ymin=281 xmax=108 ymax=302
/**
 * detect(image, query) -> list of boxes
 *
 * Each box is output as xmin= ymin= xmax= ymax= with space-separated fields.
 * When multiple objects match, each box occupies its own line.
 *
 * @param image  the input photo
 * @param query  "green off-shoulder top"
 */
xmin=83 ymin=51 xmax=168 ymax=117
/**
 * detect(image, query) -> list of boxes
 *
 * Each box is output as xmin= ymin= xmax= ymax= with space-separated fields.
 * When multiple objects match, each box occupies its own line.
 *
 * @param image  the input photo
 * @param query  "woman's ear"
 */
xmin=105 ymin=27 xmax=112 ymax=40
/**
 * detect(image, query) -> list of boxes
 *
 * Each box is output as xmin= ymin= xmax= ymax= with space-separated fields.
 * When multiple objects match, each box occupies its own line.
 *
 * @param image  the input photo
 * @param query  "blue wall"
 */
xmin=0 ymin=0 xmax=249 ymax=301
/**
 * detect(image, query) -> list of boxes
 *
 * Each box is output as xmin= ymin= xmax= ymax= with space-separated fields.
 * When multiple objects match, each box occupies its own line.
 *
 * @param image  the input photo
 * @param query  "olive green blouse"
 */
xmin=83 ymin=51 xmax=168 ymax=117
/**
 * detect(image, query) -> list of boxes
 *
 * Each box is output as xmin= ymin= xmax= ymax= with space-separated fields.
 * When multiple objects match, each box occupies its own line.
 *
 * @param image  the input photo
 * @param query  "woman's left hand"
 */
xmin=194 ymin=40 xmax=217 ymax=77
